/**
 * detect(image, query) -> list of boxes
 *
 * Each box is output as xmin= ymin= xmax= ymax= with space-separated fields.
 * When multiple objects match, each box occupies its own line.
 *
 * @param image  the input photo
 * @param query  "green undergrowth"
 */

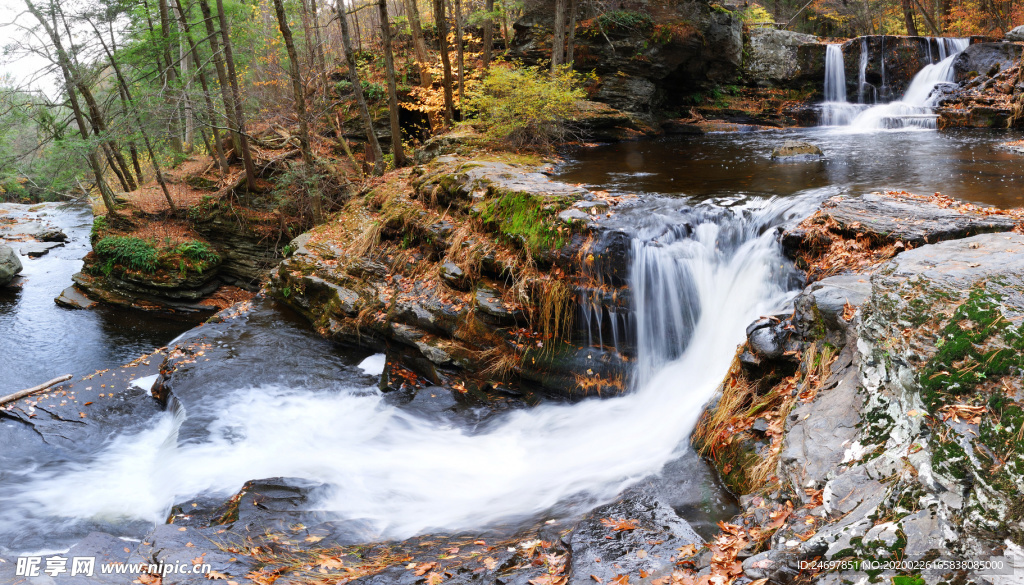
xmin=94 ymin=235 xmax=220 ymax=276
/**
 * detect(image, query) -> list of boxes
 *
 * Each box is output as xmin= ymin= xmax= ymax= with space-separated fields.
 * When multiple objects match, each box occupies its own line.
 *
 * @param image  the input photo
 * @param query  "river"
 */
xmin=0 ymin=126 xmax=1022 ymax=558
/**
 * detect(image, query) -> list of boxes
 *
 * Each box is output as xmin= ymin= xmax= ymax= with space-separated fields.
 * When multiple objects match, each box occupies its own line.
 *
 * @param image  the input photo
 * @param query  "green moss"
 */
xmin=476 ymin=190 xmax=569 ymax=258
xmin=920 ymin=287 xmax=1024 ymax=408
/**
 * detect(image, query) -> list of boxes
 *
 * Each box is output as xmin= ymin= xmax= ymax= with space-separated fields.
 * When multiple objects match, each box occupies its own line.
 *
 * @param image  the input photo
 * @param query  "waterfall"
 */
xmin=0 ymin=196 xmax=812 ymax=548
xmin=821 ymin=37 xmax=969 ymax=130
xmin=820 ymin=43 xmax=863 ymax=125
xmin=824 ymin=44 xmax=847 ymax=102
xmin=858 ymin=37 xmax=870 ymax=104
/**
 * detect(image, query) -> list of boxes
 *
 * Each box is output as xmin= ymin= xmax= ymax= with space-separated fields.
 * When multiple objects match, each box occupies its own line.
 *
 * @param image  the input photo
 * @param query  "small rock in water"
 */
xmin=771 ymin=140 xmax=823 ymax=160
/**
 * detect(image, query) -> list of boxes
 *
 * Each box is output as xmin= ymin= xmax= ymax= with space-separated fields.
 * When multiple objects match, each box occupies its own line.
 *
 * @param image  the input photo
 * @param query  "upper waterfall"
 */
xmin=819 ymin=37 xmax=969 ymax=130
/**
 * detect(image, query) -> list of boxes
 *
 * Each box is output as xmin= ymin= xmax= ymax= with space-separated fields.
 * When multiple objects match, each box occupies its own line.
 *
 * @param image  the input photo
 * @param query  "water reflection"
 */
xmin=557 ymin=128 xmax=1024 ymax=209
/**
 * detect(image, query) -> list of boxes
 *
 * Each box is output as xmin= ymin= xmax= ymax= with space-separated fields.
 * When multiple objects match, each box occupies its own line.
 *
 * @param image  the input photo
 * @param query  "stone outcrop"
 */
xmin=937 ymin=42 xmax=1021 ymax=129
xmin=269 ymin=155 xmax=635 ymax=400
xmin=953 ymin=41 xmax=1023 ymax=82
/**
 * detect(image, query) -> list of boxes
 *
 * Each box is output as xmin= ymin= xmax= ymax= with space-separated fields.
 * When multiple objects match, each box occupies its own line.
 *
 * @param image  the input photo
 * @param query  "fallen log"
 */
xmin=0 ymin=374 xmax=73 ymax=406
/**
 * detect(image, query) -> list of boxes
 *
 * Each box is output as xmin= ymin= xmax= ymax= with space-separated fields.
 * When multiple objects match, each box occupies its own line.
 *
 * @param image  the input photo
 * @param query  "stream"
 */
xmin=1 ymin=123 xmax=1023 ymax=558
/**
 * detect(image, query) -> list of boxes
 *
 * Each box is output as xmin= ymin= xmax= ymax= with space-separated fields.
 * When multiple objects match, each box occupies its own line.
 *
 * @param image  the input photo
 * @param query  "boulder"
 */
xmin=0 ymin=244 xmax=22 ymax=286
xmin=1005 ymin=24 xmax=1024 ymax=41
xmin=770 ymin=140 xmax=823 ymax=159
xmin=952 ymin=42 xmax=1024 ymax=83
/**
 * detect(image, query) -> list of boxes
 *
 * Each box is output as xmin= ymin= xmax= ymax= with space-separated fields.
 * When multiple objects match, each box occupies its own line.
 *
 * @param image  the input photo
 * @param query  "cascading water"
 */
xmin=0 ymin=196 xmax=814 ymax=551
xmin=820 ymin=37 xmax=969 ymax=130
xmin=845 ymin=37 xmax=968 ymax=130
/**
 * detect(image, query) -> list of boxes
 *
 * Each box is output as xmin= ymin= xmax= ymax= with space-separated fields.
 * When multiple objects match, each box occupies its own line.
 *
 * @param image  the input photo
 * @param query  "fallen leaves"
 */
xmin=939 ymin=403 xmax=986 ymax=425
xmin=600 ymin=518 xmax=640 ymax=532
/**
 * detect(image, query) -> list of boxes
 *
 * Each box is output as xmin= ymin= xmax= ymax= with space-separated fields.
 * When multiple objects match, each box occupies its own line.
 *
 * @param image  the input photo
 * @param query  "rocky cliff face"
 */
xmin=742 ymin=29 xmax=825 ymax=91
xmin=686 ymin=193 xmax=1024 ymax=583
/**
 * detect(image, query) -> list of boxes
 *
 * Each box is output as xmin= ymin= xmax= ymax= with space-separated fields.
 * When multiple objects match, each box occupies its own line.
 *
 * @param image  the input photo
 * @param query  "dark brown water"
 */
xmin=556 ymin=128 xmax=1024 ymax=209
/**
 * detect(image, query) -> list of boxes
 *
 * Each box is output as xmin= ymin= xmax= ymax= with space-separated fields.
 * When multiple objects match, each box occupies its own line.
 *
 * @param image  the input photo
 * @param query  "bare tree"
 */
xmin=378 ymin=0 xmax=406 ymax=167
xmin=551 ymin=0 xmax=567 ymax=69
xmin=172 ymin=0 xmax=228 ymax=174
xmin=198 ymin=0 xmax=241 ymax=160
xmin=482 ymin=0 xmax=494 ymax=69
xmin=24 ymin=0 xmax=120 ymax=218
xmin=88 ymin=17 xmax=178 ymax=214
xmin=454 ymin=0 xmax=465 ymax=109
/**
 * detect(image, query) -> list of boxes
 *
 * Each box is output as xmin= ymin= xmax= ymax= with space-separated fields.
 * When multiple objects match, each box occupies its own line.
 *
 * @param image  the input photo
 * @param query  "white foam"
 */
xmin=357 ymin=353 xmax=386 ymax=376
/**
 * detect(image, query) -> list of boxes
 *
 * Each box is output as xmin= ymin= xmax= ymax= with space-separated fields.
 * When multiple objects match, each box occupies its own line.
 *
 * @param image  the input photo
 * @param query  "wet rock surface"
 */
xmin=953 ymin=41 xmax=1023 ymax=83
xmin=567 ymin=489 xmax=703 ymax=585
xmin=783 ymin=191 xmax=1020 ymax=256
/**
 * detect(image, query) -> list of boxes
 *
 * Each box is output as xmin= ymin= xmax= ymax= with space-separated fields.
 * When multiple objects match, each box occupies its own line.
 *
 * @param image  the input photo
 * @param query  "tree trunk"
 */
xmin=566 ymin=0 xmax=577 ymax=67
xmin=552 ymin=0 xmax=566 ymax=69
xmin=482 ymin=0 xmax=494 ymax=69
xmin=404 ymin=0 xmax=433 ymax=87
xmin=215 ymin=0 xmax=258 ymax=190
xmin=159 ymin=0 xmax=185 ymax=152
xmin=901 ymin=0 xmax=919 ymax=36
xmin=337 ymin=1 xmax=385 ymax=175
xmin=309 ymin=0 xmax=327 ymax=74
xmin=454 ymin=0 xmax=465 ymax=110
xmin=199 ymin=0 xmax=242 ymax=155
xmin=272 ymin=0 xmax=315 ymax=167
xmin=433 ymin=0 xmax=455 ymax=124
xmin=173 ymin=0 xmax=228 ymax=174
xmin=378 ymin=0 xmax=406 ymax=167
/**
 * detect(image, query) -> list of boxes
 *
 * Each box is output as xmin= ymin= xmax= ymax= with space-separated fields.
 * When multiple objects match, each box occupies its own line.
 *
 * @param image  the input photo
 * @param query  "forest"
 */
xmin=1 ymin=0 xmax=1021 ymax=209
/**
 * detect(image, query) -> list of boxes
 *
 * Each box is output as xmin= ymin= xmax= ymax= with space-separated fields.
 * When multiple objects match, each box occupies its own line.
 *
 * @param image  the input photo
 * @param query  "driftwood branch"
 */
xmin=0 ymin=374 xmax=73 ymax=406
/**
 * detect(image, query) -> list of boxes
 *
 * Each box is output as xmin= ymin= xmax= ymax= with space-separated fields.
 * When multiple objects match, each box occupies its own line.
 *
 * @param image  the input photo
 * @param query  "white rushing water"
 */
xmin=820 ymin=37 xmax=969 ymax=130
xmin=2 ymin=196 xmax=814 ymax=544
